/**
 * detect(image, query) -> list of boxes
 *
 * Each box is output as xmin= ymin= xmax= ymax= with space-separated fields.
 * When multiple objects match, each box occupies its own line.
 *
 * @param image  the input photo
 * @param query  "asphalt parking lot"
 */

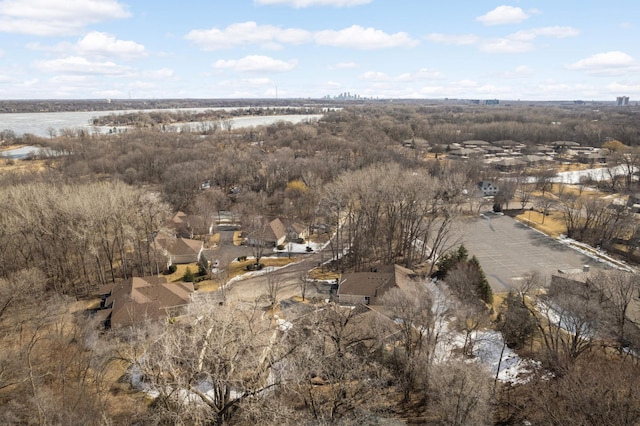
xmin=461 ymin=214 xmax=602 ymax=293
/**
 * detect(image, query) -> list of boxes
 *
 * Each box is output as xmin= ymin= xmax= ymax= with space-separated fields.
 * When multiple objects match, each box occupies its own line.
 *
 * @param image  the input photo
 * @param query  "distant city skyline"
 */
xmin=0 ymin=0 xmax=638 ymax=100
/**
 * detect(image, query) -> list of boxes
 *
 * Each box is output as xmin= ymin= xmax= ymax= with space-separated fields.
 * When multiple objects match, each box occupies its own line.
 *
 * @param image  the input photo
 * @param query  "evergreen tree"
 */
xmin=434 ymin=244 xmax=468 ymax=279
xmin=499 ymin=291 xmax=535 ymax=350
xmin=182 ymin=266 xmax=195 ymax=282
xmin=469 ymin=256 xmax=492 ymax=305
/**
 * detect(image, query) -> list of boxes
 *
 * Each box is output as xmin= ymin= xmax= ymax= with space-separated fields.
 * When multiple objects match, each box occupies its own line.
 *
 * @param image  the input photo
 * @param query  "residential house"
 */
xmin=483 ymin=146 xmax=505 ymax=158
xmin=492 ymin=140 xmax=523 ymax=151
xmin=551 ymin=141 xmax=580 ymax=152
xmin=402 ymin=137 xmax=428 ymax=149
xmin=268 ymin=218 xmax=287 ymax=246
xmin=167 ymin=211 xmax=210 ymax=238
xmin=577 ymin=152 xmax=608 ymax=165
xmin=521 ymin=154 xmax=545 ymax=166
xmin=448 ymin=148 xmax=483 ymax=159
xmin=478 ymin=181 xmax=499 ymax=197
xmin=155 ymin=236 xmax=204 ymax=266
xmin=337 ymin=265 xmax=417 ymax=305
xmin=627 ymin=193 xmax=640 ymax=213
xmin=493 ymin=158 xmax=526 ymax=172
xmin=246 ymin=218 xmax=287 ymax=247
xmin=535 ymin=145 xmax=554 ymax=156
xmin=461 ymin=140 xmax=491 ymax=148
xmin=96 ymin=276 xmax=194 ymax=328
xmin=287 ymin=222 xmax=310 ymax=241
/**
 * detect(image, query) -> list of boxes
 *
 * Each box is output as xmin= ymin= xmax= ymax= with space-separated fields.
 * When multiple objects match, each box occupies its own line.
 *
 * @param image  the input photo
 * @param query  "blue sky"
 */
xmin=0 ymin=0 xmax=638 ymax=100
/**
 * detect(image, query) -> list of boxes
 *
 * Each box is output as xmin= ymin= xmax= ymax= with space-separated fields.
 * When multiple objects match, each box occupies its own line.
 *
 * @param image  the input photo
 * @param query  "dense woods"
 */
xmin=1 ymin=101 xmax=640 ymax=424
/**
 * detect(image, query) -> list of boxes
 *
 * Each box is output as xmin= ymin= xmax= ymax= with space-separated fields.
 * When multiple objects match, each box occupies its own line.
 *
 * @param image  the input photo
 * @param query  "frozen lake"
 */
xmin=0 ymin=108 xmax=322 ymax=138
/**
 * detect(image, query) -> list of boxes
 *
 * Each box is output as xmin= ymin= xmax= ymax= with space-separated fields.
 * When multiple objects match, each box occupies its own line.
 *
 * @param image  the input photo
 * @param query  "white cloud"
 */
xmin=362 ymin=68 xmax=442 ymax=82
xmin=128 ymin=81 xmax=155 ymax=90
xmin=187 ymin=22 xmax=417 ymax=51
xmin=452 ymin=79 xmax=479 ymax=88
xmin=213 ymin=55 xmax=297 ymax=72
xmin=566 ymin=51 xmax=640 ymax=75
xmin=315 ymin=25 xmax=418 ymax=49
xmin=254 ymin=0 xmax=371 ymax=7
xmin=35 ymin=56 xmax=131 ymax=75
xmin=496 ymin=65 xmax=534 ymax=78
xmin=362 ymin=71 xmax=389 ymax=81
xmin=0 ymin=0 xmax=130 ymax=36
xmin=326 ymin=80 xmax=341 ymax=88
xmin=607 ymin=82 xmax=640 ymax=94
xmin=481 ymin=38 xmax=533 ymax=53
xmin=76 ymin=32 xmax=146 ymax=59
xmin=398 ymin=68 xmax=444 ymax=81
xmin=509 ymin=26 xmax=580 ymax=41
xmin=143 ymin=68 xmax=175 ymax=79
xmin=476 ymin=6 xmax=530 ymax=26
xmin=427 ymin=26 xmax=578 ymax=54
xmin=425 ymin=33 xmax=479 ymax=45
xmin=185 ymin=21 xmax=310 ymax=50
xmin=331 ymin=61 xmax=359 ymax=69
xmin=219 ymin=77 xmax=274 ymax=88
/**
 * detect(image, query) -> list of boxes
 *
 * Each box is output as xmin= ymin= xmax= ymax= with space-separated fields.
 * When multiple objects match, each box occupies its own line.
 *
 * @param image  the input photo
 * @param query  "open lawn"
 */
xmin=206 ymin=233 xmax=220 ymax=248
xmin=194 ymin=279 xmax=220 ymax=292
xmin=515 ymin=209 xmax=567 ymax=238
xmin=164 ymin=263 xmax=200 ymax=282
xmin=0 ymin=158 xmax=51 ymax=174
xmin=232 ymin=231 xmax=244 ymax=246
xmin=555 ymin=162 xmax=603 ymax=172
xmin=308 ymin=267 xmax=340 ymax=281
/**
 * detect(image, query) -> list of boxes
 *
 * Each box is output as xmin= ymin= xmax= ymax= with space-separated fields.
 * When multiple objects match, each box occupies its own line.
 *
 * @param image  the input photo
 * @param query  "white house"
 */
xmin=478 ymin=181 xmax=499 ymax=197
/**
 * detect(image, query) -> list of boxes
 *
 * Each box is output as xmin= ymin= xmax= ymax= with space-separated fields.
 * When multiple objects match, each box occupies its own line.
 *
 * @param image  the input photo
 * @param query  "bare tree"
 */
xmin=283 ymin=302 xmax=390 ymax=423
xmin=381 ymin=280 xmax=452 ymax=402
xmin=265 ymin=269 xmax=282 ymax=309
xmin=429 ymin=361 xmax=493 ymax=426
xmin=589 ymin=270 xmax=640 ymax=352
xmin=534 ymin=196 xmax=555 ymax=224
xmin=533 ymin=168 xmax=557 ymax=196
xmin=298 ymin=271 xmax=310 ymax=302
xmin=123 ymin=298 xmax=294 ymax=425
xmin=245 ymin=216 xmax=271 ymax=267
xmin=517 ymin=355 xmax=640 ymax=426
xmin=523 ymin=274 xmax=604 ymax=373
xmin=516 ymin=174 xmax=535 ymax=209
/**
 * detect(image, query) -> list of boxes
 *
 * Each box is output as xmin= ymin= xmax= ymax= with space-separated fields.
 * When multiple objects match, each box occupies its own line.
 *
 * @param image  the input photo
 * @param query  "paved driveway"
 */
xmin=461 ymin=214 xmax=603 ymax=293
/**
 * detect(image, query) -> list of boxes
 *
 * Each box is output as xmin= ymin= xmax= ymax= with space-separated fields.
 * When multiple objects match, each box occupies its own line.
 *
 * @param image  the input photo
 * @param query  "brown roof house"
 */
xmin=247 ymin=218 xmax=287 ymax=247
xmin=337 ymin=265 xmax=417 ymax=305
xmin=97 ymin=276 xmax=194 ymax=328
xmin=167 ymin=211 xmax=211 ymax=238
xmin=493 ymin=158 xmax=526 ymax=172
xmin=448 ymin=148 xmax=484 ymax=159
xmin=155 ymin=236 xmax=204 ymax=267
xmin=287 ymin=222 xmax=310 ymax=241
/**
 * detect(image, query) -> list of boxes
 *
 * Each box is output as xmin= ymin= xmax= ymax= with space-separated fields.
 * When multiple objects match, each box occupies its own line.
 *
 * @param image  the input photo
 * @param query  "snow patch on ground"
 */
xmin=557 ymin=236 xmax=634 ymax=272
xmin=471 ymin=330 xmax=540 ymax=383
xmin=273 ymin=241 xmax=324 ymax=254
xmin=434 ymin=329 xmax=538 ymax=384
xmin=424 ymin=281 xmax=538 ymax=383
xmin=553 ymin=165 xmax=635 ymax=185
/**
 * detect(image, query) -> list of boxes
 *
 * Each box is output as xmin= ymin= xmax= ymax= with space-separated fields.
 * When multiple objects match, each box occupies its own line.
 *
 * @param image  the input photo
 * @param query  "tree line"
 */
xmin=2 ymin=101 xmax=640 ymax=424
